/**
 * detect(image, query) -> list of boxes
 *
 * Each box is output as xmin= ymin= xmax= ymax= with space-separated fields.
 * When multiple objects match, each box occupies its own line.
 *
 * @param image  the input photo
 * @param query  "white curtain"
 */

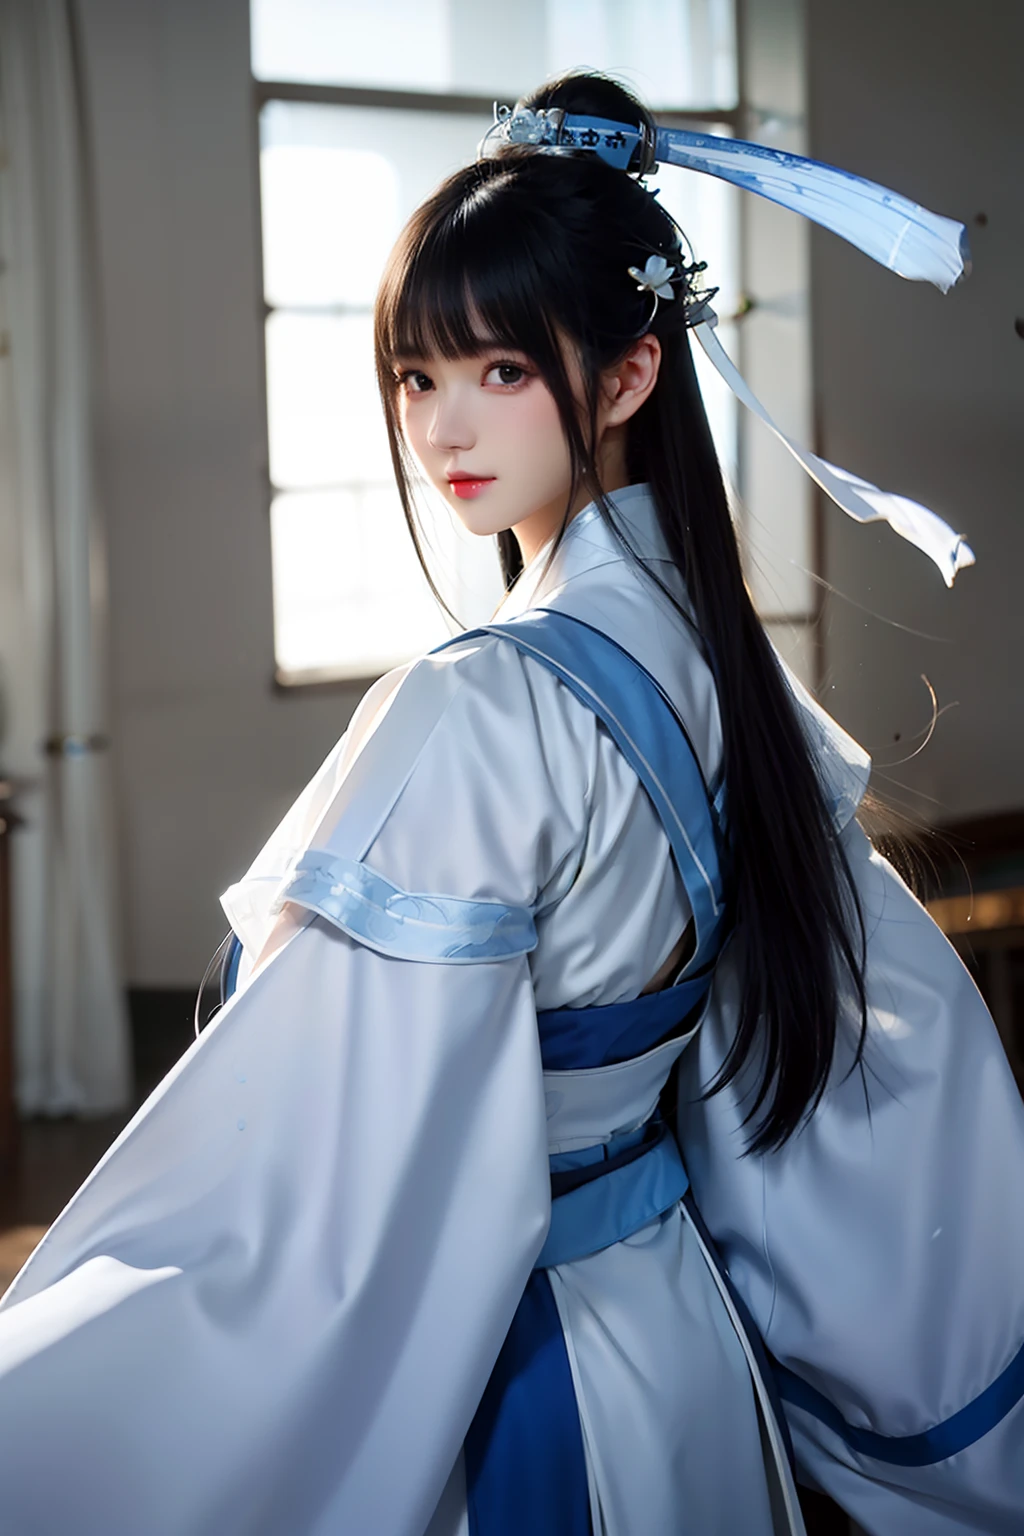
xmin=0 ymin=0 xmax=130 ymax=1113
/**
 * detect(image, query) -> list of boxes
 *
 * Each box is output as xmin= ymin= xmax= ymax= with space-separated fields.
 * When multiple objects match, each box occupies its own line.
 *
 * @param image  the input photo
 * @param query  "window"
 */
xmin=260 ymin=99 xmax=500 ymax=681
xmin=253 ymin=1 xmax=743 ymax=683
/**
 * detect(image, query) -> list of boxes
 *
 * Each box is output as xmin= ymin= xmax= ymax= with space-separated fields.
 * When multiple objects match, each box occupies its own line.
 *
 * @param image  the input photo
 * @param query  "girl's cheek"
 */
xmin=516 ymin=390 xmax=568 ymax=461
xmin=502 ymin=382 xmax=561 ymax=438
xmin=399 ymin=401 xmax=426 ymax=454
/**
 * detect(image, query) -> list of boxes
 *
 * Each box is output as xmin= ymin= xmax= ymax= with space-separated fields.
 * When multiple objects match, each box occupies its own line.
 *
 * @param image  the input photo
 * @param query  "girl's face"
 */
xmin=393 ymin=346 xmax=577 ymax=564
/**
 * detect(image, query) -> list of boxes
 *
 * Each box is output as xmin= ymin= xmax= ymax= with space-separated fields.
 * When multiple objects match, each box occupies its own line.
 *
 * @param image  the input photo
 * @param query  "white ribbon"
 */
xmin=693 ymin=318 xmax=975 ymax=587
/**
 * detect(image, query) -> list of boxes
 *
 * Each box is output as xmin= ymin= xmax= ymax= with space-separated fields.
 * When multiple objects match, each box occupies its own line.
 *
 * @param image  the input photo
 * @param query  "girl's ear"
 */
xmin=598 ymin=333 xmax=662 ymax=429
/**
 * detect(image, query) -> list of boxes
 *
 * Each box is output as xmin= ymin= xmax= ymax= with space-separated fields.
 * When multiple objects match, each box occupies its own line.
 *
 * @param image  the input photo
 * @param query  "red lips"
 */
xmin=447 ymin=475 xmax=495 ymax=500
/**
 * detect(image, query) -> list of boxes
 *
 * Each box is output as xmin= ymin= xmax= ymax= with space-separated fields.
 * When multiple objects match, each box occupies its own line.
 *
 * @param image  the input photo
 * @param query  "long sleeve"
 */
xmin=0 ymin=638 xmax=598 ymax=1535
xmin=678 ymin=820 xmax=1024 ymax=1533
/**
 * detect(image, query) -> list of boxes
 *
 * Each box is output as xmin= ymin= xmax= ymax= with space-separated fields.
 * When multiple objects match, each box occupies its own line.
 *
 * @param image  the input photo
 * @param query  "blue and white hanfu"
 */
xmin=0 ymin=485 xmax=1020 ymax=1534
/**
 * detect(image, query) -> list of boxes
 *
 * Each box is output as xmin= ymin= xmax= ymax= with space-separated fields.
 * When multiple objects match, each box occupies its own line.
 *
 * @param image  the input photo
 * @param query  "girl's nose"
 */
xmin=426 ymin=389 xmax=475 ymax=453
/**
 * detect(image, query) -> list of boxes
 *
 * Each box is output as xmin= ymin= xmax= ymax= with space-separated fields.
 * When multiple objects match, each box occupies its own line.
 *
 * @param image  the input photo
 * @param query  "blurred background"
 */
xmin=0 ymin=5 xmax=1019 ymax=1523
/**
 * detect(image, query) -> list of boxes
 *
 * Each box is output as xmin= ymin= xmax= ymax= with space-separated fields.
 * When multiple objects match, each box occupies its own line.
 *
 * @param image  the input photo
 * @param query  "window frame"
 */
xmin=251 ymin=15 xmax=818 ymax=691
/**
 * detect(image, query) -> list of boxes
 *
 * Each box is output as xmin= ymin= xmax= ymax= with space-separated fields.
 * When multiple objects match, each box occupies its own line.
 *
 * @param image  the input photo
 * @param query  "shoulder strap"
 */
xmin=436 ymin=607 xmax=729 ymax=973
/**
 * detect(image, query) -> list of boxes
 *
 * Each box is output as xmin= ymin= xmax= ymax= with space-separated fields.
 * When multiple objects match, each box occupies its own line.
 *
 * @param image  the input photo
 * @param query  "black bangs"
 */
xmin=378 ymin=169 xmax=568 ymax=376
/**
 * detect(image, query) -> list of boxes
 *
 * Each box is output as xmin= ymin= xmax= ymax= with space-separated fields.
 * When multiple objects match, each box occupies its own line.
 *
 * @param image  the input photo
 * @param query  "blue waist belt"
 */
xmin=536 ymin=1121 xmax=689 ymax=1269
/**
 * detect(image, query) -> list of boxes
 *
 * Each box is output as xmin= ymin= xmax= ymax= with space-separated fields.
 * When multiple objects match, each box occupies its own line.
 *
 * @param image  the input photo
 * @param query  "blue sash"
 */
xmin=432 ymin=611 xmax=732 ymax=1536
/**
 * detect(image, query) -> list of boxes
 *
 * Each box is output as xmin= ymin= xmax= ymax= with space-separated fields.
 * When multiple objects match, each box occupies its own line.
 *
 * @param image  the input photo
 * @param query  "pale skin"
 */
xmin=395 ymin=330 xmax=691 ymax=992
xmin=393 ymin=331 xmax=662 ymax=565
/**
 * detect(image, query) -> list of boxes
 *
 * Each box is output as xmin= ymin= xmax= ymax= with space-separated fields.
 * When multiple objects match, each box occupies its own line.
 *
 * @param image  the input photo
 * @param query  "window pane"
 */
xmin=265 ymin=312 xmax=392 ymax=489
xmin=260 ymin=101 xmax=492 ymax=310
xmin=271 ymin=486 xmax=503 ymax=681
xmin=252 ymin=0 xmax=737 ymax=109
xmin=261 ymin=143 xmax=400 ymax=309
xmin=545 ymin=0 xmax=737 ymax=109
xmin=272 ymin=486 xmax=446 ymax=680
xmin=252 ymin=0 xmax=451 ymax=95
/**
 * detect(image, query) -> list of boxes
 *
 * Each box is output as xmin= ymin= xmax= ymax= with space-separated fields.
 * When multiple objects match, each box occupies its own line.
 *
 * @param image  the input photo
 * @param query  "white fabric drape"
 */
xmin=0 ymin=0 xmax=129 ymax=1112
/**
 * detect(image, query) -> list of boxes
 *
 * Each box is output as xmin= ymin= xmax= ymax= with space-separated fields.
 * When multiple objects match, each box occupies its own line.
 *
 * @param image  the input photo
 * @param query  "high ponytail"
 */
xmin=375 ymin=71 xmax=867 ymax=1152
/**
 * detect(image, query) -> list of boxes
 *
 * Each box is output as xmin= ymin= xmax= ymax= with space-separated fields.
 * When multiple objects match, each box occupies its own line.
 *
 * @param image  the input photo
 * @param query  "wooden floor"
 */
xmin=0 ymin=1114 xmax=128 ymax=1288
xmin=0 ymin=987 xmax=195 ymax=1289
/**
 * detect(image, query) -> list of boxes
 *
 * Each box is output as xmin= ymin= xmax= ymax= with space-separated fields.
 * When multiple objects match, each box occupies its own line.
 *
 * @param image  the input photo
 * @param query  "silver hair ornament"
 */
xmin=483 ymin=104 xmax=565 ymax=152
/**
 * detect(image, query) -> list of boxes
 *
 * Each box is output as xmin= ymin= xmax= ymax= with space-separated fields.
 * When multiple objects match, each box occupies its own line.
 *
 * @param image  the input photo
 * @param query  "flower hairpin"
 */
xmin=627 ymin=254 xmax=718 ymax=330
xmin=627 ymin=254 xmax=678 ymax=324
xmin=628 ymin=255 xmax=678 ymax=300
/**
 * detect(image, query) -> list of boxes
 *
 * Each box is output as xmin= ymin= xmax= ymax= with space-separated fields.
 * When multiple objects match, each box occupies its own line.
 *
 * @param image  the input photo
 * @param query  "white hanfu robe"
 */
xmin=0 ymin=484 xmax=1020 ymax=1535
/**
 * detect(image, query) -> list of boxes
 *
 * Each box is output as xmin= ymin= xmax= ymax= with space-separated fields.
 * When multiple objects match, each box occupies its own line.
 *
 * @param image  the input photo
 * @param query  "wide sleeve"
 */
xmin=0 ymin=638 xmax=595 ymax=1536
xmin=678 ymin=819 xmax=1024 ymax=1534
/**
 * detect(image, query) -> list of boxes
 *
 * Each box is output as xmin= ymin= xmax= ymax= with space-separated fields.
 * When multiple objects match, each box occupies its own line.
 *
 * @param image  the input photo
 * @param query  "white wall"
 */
xmin=77 ymin=0 xmax=362 ymax=985
xmin=808 ymin=0 xmax=1024 ymax=822
xmin=77 ymin=0 xmax=1024 ymax=986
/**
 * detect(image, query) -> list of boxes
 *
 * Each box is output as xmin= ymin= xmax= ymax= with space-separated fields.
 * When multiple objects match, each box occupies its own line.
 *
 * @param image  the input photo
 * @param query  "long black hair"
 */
xmin=374 ymin=72 xmax=867 ymax=1152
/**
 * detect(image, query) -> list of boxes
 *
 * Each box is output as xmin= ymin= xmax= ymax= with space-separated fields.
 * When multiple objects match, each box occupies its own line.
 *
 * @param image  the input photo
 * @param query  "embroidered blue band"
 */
xmin=278 ymin=851 xmax=537 ymax=963
xmin=774 ymin=1340 xmax=1024 ymax=1467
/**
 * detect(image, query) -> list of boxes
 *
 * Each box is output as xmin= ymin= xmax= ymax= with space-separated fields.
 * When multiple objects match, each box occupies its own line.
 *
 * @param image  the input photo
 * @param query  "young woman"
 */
xmin=0 ymin=73 xmax=1019 ymax=1536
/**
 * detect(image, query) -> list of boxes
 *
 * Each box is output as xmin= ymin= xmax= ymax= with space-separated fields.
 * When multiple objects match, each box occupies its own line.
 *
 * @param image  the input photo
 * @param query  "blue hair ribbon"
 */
xmin=484 ymin=105 xmax=975 ymax=583
xmin=654 ymin=125 xmax=969 ymax=293
xmin=486 ymin=109 xmax=970 ymax=291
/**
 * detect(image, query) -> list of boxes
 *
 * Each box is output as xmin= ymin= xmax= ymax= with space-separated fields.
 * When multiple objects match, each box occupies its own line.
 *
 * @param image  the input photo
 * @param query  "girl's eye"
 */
xmin=485 ymin=362 xmax=528 ymax=387
xmin=396 ymin=370 xmax=433 ymax=394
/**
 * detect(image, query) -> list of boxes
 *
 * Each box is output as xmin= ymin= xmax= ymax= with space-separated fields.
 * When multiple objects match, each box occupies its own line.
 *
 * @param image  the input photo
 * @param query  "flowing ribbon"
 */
xmin=655 ymin=127 xmax=969 ymax=293
xmin=693 ymin=316 xmax=975 ymax=585
xmin=485 ymin=112 xmax=971 ymax=294
xmin=484 ymin=107 xmax=975 ymax=578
